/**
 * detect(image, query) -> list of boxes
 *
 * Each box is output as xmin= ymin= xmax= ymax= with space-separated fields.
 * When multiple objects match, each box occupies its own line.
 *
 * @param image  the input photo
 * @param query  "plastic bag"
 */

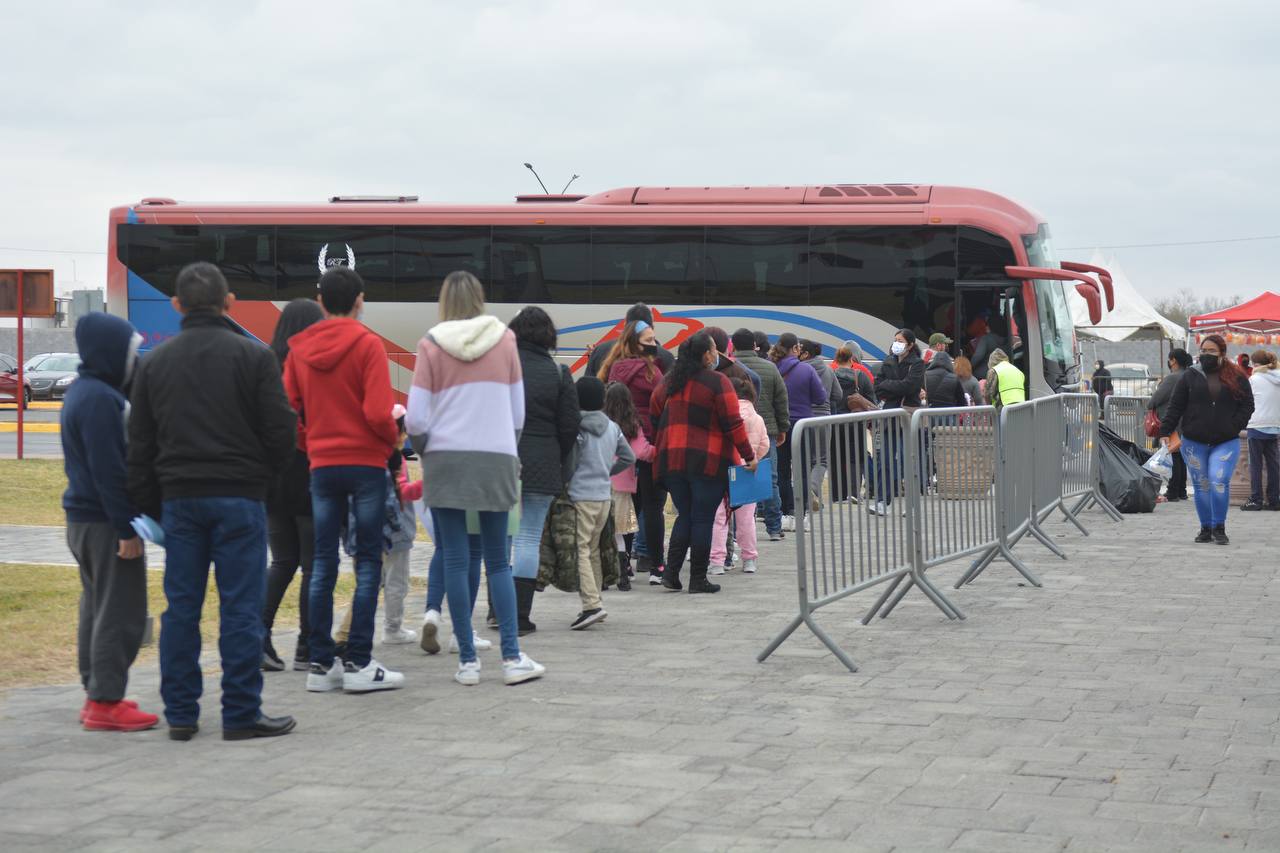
xmin=1098 ymin=430 xmax=1161 ymax=514
xmin=1143 ymin=444 xmax=1174 ymax=480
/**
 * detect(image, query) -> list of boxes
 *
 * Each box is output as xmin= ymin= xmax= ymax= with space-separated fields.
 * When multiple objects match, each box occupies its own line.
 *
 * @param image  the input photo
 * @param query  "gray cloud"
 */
xmin=2 ymin=0 xmax=1276 ymax=300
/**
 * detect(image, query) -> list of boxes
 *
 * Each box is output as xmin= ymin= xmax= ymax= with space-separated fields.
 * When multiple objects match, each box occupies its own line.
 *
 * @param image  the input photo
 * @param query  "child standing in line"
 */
xmin=567 ymin=377 xmax=636 ymax=629
xmin=710 ymin=377 xmax=771 ymax=574
xmin=335 ymin=406 xmax=422 ymax=649
xmin=604 ymin=381 xmax=655 ymax=592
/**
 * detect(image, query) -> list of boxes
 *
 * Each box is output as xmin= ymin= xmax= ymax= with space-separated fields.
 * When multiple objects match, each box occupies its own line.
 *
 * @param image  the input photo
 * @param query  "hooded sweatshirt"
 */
xmin=62 ymin=313 xmax=142 ymax=538
xmin=608 ymin=356 xmax=665 ymax=441
xmin=1248 ymin=367 xmax=1280 ymax=433
xmin=776 ymin=355 xmax=826 ymax=423
xmin=284 ymin=317 xmax=399 ymax=470
xmin=407 ymin=315 xmax=525 ymax=511
xmin=568 ymin=410 xmax=636 ymax=502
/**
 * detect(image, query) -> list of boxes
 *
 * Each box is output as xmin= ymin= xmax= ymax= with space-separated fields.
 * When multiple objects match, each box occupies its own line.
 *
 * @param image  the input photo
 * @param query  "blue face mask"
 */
xmin=710 ymin=353 xmax=720 ymax=370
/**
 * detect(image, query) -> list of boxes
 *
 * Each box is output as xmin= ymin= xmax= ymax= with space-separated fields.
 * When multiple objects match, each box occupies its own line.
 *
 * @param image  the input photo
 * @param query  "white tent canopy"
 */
xmin=1066 ymin=251 xmax=1185 ymax=341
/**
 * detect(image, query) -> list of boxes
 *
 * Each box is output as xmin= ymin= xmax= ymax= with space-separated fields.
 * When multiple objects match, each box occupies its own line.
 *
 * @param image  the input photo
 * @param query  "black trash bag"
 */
xmin=1097 ymin=428 xmax=1161 ymax=513
xmin=1098 ymin=424 xmax=1154 ymax=466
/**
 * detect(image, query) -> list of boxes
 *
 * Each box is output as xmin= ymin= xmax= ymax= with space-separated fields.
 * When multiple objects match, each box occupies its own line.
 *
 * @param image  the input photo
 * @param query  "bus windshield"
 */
xmin=1022 ymin=226 xmax=1078 ymax=390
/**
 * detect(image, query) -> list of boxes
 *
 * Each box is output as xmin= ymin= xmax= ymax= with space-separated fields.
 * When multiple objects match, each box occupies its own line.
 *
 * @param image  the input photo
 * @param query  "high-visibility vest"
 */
xmin=992 ymin=360 xmax=1026 ymax=406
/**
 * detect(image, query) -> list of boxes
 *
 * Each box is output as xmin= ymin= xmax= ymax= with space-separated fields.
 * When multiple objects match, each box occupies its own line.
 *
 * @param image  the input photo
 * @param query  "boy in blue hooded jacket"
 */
xmin=61 ymin=312 xmax=158 ymax=732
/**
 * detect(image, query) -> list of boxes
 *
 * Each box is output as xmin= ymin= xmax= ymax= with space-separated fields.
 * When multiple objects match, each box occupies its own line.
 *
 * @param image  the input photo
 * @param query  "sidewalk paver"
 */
xmin=1 ymin=503 xmax=1278 ymax=851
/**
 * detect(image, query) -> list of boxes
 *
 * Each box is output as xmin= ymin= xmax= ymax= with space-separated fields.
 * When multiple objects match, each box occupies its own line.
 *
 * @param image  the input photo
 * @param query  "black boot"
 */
xmin=514 ymin=577 xmax=537 ymax=636
xmin=603 ymin=552 xmax=629 ymax=591
xmin=1194 ymin=526 xmax=1213 ymax=544
xmin=486 ymin=588 xmax=497 ymax=630
xmin=687 ymin=566 xmax=720 ymax=594
xmin=661 ymin=565 xmax=683 ymax=591
xmin=1212 ymin=525 xmax=1230 ymax=546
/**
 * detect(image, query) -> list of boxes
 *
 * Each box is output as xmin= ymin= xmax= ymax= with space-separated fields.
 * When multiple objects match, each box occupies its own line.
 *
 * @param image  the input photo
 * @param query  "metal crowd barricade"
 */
xmin=1105 ymin=395 xmax=1155 ymax=451
xmin=758 ymin=408 xmax=954 ymax=672
xmin=1060 ymin=392 xmax=1123 ymax=527
xmin=870 ymin=406 xmax=1001 ymax=620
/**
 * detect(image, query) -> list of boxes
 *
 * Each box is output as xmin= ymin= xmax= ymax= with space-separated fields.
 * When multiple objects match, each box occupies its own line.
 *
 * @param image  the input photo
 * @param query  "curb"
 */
xmin=0 ymin=423 xmax=60 ymax=433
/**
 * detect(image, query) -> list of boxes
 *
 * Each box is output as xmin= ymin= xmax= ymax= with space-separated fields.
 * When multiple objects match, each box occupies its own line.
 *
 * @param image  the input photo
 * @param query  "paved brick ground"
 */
xmin=2 ymin=502 xmax=1278 ymax=851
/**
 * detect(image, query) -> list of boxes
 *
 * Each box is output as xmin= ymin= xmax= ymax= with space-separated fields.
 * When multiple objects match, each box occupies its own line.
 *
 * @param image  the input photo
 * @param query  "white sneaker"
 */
xmin=503 ymin=653 xmax=546 ymax=685
xmin=869 ymin=501 xmax=888 ymax=517
xmin=708 ymin=564 xmax=726 ymax=576
xmin=743 ymin=559 xmax=757 ymax=573
xmin=448 ymin=631 xmax=493 ymax=653
xmin=342 ymin=659 xmax=404 ymax=693
xmin=382 ymin=626 xmax=418 ymax=645
xmin=305 ymin=660 xmax=343 ymax=693
xmin=454 ymin=660 xmax=481 ymax=686
xmin=420 ymin=610 xmax=441 ymax=655
xmin=781 ymin=515 xmax=796 ymax=532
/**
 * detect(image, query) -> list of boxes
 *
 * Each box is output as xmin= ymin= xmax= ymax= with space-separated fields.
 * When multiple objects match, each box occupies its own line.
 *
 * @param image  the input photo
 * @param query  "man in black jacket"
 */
xmin=127 ymin=262 xmax=298 ymax=743
xmin=870 ymin=330 xmax=926 ymax=514
xmin=924 ymin=351 xmax=966 ymax=408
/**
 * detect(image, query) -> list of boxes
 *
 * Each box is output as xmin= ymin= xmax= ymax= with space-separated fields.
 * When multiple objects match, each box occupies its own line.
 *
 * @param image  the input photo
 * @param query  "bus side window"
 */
xmin=704 ymin=227 xmax=807 ymax=306
xmin=590 ymin=227 xmax=705 ymax=305
xmin=491 ymin=227 xmax=590 ymax=304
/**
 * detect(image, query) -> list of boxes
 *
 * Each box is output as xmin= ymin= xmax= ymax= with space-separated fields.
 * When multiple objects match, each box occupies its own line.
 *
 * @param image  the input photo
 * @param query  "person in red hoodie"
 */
xmin=283 ymin=267 xmax=404 ymax=695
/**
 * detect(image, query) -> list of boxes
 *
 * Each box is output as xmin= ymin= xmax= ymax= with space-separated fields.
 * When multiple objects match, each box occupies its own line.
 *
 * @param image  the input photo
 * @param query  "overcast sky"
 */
xmin=2 ymin=0 xmax=1276 ymax=302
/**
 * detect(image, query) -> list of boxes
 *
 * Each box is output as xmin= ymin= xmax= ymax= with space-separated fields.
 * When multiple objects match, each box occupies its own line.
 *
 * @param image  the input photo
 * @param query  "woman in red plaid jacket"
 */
xmin=650 ymin=331 xmax=759 ymax=594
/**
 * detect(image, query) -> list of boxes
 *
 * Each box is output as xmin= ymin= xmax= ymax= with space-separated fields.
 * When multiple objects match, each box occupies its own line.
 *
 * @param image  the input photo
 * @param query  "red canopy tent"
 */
xmin=1188 ymin=291 xmax=1280 ymax=346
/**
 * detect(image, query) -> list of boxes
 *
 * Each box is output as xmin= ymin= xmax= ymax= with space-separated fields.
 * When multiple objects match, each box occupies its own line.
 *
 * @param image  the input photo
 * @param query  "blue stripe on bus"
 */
xmin=126 ymin=270 xmax=260 ymax=350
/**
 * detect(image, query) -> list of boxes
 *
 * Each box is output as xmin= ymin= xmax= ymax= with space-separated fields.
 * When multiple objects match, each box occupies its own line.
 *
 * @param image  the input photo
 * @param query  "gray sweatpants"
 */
xmin=68 ymin=522 xmax=148 ymax=702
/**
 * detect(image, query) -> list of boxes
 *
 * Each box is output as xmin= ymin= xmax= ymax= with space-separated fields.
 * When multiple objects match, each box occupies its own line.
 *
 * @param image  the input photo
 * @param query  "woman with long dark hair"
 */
xmin=606 ymin=320 xmax=668 ymax=583
xmin=650 ymin=332 xmax=757 ymax=594
xmin=508 ymin=306 xmax=580 ymax=631
xmin=1159 ymin=334 xmax=1255 ymax=545
xmin=261 ymin=298 xmax=326 ymax=671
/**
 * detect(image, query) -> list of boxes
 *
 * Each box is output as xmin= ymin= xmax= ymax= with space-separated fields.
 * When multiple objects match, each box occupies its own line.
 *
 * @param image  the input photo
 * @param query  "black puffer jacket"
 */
xmin=517 ymin=340 xmax=581 ymax=495
xmin=925 ymin=352 xmax=966 ymax=409
xmin=1160 ymin=366 xmax=1254 ymax=446
xmin=875 ymin=349 xmax=926 ymax=409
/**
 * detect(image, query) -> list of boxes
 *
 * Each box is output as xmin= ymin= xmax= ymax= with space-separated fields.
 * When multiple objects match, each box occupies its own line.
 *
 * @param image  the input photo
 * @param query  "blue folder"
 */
xmin=728 ymin=458 xmax=773 ymax=507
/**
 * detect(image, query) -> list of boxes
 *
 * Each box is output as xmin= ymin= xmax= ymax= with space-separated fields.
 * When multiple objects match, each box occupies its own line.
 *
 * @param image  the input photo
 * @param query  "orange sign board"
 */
xmin=0 ymin=270 xmax=56 ymax=318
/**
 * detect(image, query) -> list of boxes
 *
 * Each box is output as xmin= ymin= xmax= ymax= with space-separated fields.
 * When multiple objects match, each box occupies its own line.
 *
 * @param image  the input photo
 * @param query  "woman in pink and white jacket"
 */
xmin=710 ymin=377 xmax=771 ymax=574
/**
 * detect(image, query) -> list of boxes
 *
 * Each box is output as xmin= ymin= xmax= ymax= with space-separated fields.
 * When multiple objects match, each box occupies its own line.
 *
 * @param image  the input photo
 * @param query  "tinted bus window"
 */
xmin=591 ymin=227 xmax=704 ymax=305
xmin=491 ymin=227 xmax=591 ymax=304
xmin=810 ymin=226 xmax=956 ymax=340
xmin=122 ymin=225 xmax=275 ymax=299
xmin=704 ymin=227 xmax=808 ymax=306
xmin=957 ymin=226 xmax=1017 ymax=280
xmin=395 ymin=227 xmax=489 ymax=302
xmin=277 ymin=227 xmax=393 ymax=301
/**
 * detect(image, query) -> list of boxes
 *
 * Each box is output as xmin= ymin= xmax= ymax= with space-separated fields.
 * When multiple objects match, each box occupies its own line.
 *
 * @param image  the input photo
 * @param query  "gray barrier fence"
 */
xmin=1105 ymin=395 xmax=1155 ymax=452
xmin=760 ymin=393 xmax=1121 ymax=671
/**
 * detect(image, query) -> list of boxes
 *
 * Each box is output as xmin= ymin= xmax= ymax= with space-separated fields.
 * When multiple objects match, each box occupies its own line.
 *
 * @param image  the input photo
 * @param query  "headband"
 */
xmin=633 ymin=320 xmax=651 ymax=333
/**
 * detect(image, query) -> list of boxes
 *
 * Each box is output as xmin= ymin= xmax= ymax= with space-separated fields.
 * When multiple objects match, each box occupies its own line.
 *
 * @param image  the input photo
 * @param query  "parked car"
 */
xmin=23 ymin=352 xmax=81 ymax=400
xmin=1105 ymin=362 xmax=1159 ymax=398
xmin=0 ymin=353 xmax=33 ymax=409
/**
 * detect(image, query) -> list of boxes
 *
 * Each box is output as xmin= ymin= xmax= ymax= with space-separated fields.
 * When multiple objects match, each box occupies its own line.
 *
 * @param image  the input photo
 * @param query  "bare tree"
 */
xmin=1153 ymin=289 xmax=1241 ymax=330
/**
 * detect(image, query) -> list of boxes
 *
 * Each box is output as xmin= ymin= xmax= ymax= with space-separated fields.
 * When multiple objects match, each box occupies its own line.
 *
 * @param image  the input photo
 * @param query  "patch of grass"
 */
xmin=0 ymin=459 xmax=67 ymax=527
xmin=0 ymin=563 xmax=373 ymax=692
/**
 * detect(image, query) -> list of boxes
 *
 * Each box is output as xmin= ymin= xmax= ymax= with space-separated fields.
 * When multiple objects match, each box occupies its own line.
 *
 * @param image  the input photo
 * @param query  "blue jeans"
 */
xmin=425 ymin=513 xmax=480 ymax=615
xmin=633 ymin=510 xmax=647 ymax=558
xmin=512 ymin=492 xmax=555 ymax=580
xmin=664 ymin=471 xmax=729 ymax=579
xmin=309 ymin=465 xmax=386 ymax=668
xmin=159 ymin=497 xmax=267 ymax=728
xmin=433 ymin=508 xmax=519 ymax=662
xmin=1180 ymin=436 xmax=1242 ymax=528
xmin=761 ymin=438 xmax=782 ymax=534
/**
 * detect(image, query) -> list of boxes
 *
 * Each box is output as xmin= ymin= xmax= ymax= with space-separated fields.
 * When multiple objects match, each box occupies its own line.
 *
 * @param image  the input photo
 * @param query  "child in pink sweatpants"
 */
xmin=711 ymin=377 xmax=771 ymax=574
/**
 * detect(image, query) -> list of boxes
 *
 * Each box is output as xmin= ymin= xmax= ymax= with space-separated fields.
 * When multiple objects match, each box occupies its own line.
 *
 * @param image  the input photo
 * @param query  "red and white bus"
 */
xmin=106 ymin=184 xmax=1111 ymax=398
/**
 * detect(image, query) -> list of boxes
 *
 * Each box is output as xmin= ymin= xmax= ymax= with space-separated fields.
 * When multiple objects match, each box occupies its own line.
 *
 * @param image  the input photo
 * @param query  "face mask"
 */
xmin=640 ymin=343 xmax=658 ymax=356
xmin=890 ymin=341 xmax=907 ymax=356
xmin=1199 ymin=353 xmax=1220 ymax=372
xmin=709 ymin=353 xmax=721 ymax=370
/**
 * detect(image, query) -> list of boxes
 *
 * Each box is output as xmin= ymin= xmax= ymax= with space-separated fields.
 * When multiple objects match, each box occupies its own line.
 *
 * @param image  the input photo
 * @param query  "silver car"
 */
xmin=23 ymin=352 xmax=81 ymax=400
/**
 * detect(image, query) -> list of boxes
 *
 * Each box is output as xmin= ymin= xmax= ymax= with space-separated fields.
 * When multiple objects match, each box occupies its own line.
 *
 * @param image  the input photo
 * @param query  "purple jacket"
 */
xmin=776 ymin=356 xmax=825 ymax=423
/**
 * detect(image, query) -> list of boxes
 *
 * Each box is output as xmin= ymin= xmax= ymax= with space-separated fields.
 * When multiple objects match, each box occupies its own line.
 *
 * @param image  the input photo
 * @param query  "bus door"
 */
xmin=954 ymin=280 xmax=1028 ymax=380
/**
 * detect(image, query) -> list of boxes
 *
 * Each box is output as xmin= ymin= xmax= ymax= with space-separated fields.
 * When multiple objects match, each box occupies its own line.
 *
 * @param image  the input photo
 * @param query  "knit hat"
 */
xmin=576 ymin=376 xmax=605 ymax=411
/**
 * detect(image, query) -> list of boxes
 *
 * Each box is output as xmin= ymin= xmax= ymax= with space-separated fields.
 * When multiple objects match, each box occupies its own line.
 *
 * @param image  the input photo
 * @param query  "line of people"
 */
xmin=63 ymin=262 xmax=1010 ymax=739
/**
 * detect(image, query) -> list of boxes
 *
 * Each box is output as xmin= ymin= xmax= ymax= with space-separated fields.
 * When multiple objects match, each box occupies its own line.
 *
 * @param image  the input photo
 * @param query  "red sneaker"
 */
xmin=83 ymin=700 xmax=158 ymax=732
xmin=80 ymin=698 xmax=139 ymax=724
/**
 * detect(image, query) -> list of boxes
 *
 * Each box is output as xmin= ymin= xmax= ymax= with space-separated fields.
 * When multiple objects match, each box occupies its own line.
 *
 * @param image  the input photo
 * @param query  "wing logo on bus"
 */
xmin=317 ymin=243 xmax=357 ymax=274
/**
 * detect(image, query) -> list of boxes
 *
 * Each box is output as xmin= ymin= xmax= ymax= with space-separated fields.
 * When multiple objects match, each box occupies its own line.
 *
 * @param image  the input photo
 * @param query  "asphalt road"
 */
xmin=0 ymin=432 xmax=63 ymax=457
